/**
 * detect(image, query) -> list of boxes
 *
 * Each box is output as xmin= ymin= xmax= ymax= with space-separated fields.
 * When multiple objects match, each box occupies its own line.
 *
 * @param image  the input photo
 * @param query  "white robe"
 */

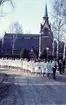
xmin=44 ymin=62 xmax=47 ymax=73
xmin=46 ymin=61 xmax=53 ymax=74
xmin=34 ymin=62 xmax=42 ymax=73
xmin=41 ymin=61 xmax=45 ymax=73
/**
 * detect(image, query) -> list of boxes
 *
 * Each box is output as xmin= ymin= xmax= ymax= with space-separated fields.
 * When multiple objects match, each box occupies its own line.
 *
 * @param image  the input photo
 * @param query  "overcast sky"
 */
xmin=0 ymin=0 xmax=53 ymax=38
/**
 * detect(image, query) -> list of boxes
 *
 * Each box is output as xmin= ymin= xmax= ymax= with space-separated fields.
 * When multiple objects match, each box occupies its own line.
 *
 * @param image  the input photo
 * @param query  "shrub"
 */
xmin=40 ymin=49 xmax=47 ymax=59
xmin=20 ymin=48 xmax=29 ymax=59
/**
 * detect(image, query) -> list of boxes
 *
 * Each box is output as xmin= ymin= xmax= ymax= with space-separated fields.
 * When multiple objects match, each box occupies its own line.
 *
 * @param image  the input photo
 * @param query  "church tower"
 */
xmin=39 ymin=4 xmax=53 ymax=57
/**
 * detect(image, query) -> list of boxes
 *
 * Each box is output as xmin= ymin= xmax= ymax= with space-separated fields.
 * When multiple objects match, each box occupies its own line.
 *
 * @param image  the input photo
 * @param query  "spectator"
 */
xmin=52 ymin=59 xmax=58 ymax=79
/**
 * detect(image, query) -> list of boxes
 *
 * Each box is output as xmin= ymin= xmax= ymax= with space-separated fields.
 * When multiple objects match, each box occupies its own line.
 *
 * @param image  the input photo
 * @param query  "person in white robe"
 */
xmin=30 ymin=60 xmax=35 ymax=73
xmin=40 ymin=59 xmax=45 ymax=75
xmin=41 ymin=59 xmax=47 ymax=76
xmin=34 ymin=60 xmax=42 ymax=73
xmin=46 ymin=60 xmax=53 ymax=78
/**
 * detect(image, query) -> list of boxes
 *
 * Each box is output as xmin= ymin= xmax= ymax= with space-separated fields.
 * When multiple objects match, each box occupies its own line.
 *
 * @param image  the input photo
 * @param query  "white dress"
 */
xmin=46 ymin=61 xmax=53 ymax=74
xmin=34 ymin=62 xmax=42 ymax=73
xmin=31 ymin=61 xmax=35 ymax=73
xmin=44 ymin=62 xmax=47 ymax=73
xmin=41 ymin=61 xmax=45 ymax=73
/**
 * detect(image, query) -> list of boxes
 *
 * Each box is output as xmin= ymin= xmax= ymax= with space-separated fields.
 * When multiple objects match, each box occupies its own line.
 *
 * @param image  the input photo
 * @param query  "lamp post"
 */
xmin=63 ymin=42 xmax=66 ymax=59
xmin=53 ymin=38 xmax=56 ymax=58
xmin=46 ymin=47 xmax=49 ymax=61
xmin=56 ymin=34 xmax=59 ymax=60
xmin=39 ymin=35 xmax=41 ymax=57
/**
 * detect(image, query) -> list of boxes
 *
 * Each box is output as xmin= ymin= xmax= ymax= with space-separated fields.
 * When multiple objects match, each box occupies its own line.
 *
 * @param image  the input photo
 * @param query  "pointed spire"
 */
xmin=43 ymin=3 xmax=49 ymax=23
xmin=45 ymin=4 xmax=48 ymax=17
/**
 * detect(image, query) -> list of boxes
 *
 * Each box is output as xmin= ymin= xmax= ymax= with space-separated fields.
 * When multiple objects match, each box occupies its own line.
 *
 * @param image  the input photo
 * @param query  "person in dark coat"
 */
xmin=52 ymin=59 xmax=58 ymax=80
xmin=58 ymin=60 xmax=63 ymax=74
xmin=63 ymin=59 xmax=65 ymax=73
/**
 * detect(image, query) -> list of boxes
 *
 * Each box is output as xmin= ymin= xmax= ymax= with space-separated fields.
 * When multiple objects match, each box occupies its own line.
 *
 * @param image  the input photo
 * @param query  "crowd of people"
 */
xmin=0 ymin=58 xmax=66 ymax=80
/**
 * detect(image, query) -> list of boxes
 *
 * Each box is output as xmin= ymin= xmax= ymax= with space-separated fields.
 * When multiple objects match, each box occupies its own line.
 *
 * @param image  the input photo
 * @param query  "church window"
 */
xmin=31 ymin=37 xmax=33 ymax=39
xmin=44 ymin=28 xmax=48 ymax=33
xmin=22 ymin=37 xmax=24 ymax=39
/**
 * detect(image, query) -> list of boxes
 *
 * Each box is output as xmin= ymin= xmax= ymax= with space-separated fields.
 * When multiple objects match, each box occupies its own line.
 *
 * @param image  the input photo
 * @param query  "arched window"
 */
xmin=44 ymin=28 xmax=48 ymax=34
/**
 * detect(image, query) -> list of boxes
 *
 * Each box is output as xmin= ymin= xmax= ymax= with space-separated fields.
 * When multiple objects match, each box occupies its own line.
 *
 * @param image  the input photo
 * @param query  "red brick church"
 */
xmin=1 ymin=4 xmax=53 ymax=58
xmin=39 ymin=4 xmax=53 ymax=57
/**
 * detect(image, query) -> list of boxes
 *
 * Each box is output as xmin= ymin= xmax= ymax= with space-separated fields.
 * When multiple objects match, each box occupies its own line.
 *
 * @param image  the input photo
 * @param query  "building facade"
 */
xmin=39 ymin=4 xmax=53 ymax=56
xmin=1 ymin=5 xmax=53 ymax=58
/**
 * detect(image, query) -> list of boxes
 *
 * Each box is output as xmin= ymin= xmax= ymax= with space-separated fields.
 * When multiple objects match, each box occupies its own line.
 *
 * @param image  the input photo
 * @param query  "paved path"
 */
xmin=0 ymin=67 xmax=66 ymax=105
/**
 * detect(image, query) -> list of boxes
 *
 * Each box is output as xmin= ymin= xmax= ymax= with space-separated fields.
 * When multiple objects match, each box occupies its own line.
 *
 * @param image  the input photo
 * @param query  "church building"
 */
xmin=1 ymin=4 xmax=53 ymax=58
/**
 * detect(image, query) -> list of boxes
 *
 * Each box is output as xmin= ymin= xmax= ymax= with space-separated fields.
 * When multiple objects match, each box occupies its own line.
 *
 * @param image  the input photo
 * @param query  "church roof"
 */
xmin=3 ymin=33 xmax=39 ymax=54
xmin=4 ymin=33 xmax=40 ymax=38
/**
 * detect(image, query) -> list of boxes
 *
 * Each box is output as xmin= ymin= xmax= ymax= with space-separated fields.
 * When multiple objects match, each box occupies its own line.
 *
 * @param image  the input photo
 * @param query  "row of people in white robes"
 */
xmin=0 ymin=58 xmax=22 ymax=68
xmin=0 ymin=58 xmax=58 ymax=75
xmin=22 ymin=59 xmax=54 ymax=74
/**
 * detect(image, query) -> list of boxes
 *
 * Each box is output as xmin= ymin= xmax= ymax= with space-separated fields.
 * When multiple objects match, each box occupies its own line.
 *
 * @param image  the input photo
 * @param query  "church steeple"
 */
xmin=43 ymin=4 xmax=49 ymax=23
xmin=45 ymin=4 xmax=48 ymax=17
xmin=40 ymin=3 xmax=51 ymax=33
xmin=39 ymin=3 xmax=53 ymax=57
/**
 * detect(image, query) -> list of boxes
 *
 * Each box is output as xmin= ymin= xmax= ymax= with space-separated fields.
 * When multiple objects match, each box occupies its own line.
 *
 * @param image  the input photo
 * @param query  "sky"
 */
xmin=0 ymin=0 xmax=53 ymax=38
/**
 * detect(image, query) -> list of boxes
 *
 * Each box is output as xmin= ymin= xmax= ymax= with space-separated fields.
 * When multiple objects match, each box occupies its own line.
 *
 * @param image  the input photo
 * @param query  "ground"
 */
xmin=0 ymin=67 xmax=66 ymax=105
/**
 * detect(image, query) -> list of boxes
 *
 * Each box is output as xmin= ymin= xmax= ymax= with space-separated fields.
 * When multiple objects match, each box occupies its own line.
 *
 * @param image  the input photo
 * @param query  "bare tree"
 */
xmin=8 ymin=21 xmax=23 ymax=33
xmin=52 ymin=0 xmax=66 ymax=41
xmin=52 ymin=0 xmax=66 ymax=58
xmin=0 ymin=0 xmax=14 ymax=16
xmin=8 ymin=21 xmax=23 ymax=56
xmin=0 ymin=0 xmax=14 ymax=6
